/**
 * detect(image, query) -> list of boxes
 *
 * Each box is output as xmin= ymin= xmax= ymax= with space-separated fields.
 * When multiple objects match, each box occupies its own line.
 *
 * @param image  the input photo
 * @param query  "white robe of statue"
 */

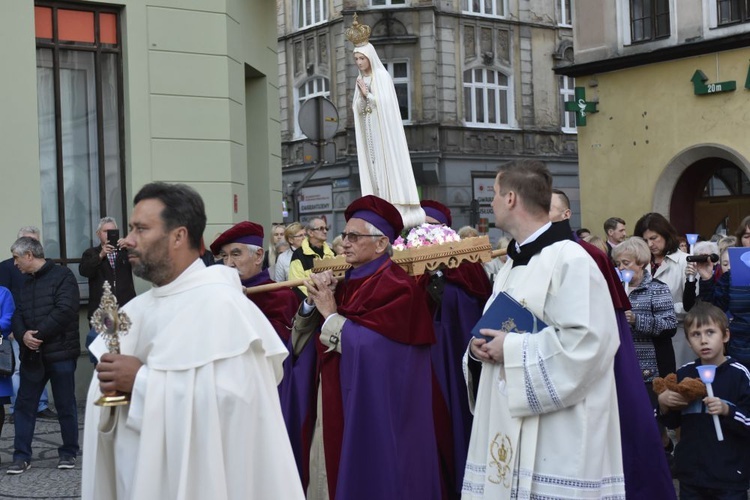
xmin=462 ymin=240 xmax=625 ymax=499
xmin=81 ymin=260 xmax=304 ymax=500
xmin=352 ymin=43 xmax=425 ymax=229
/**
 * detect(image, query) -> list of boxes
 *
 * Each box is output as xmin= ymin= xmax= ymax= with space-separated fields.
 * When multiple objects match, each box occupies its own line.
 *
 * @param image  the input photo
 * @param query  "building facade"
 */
xmin=1 ymin=0 xmax=281 ymax=396
xmin=558 ymin=0 xmax=750 ymax=238
xmin=277 ymin=0 xmax=582 ymax=236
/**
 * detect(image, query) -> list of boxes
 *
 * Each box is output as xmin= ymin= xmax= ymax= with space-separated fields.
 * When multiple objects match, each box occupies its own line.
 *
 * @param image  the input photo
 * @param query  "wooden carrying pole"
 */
xmin=245 ymin=245 xmax=507 ymax=296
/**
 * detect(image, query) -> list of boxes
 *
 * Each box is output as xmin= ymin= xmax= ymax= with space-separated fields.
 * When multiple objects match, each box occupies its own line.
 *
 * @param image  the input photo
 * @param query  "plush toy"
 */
xmin=652 ymin=373 xmax=707 ymax=401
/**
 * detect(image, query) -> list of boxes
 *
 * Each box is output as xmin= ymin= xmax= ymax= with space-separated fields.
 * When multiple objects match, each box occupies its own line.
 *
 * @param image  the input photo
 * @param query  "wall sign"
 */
xmin=691 ymin=69 xmax=736 ymax=95
xmin=564 ymin=87 xmax=598 ymax=126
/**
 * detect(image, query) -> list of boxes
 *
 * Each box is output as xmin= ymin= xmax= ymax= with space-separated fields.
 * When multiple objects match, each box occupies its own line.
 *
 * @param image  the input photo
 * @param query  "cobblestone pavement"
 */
xmin=0 ymin=406 xmax=83 ymax=499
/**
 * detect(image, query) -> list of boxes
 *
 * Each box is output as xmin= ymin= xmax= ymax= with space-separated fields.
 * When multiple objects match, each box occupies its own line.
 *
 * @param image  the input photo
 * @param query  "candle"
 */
xmin=620 ymin=269 xmax=635 ymax=294
xmin=697 ymin=364 xmax=724 ymax=442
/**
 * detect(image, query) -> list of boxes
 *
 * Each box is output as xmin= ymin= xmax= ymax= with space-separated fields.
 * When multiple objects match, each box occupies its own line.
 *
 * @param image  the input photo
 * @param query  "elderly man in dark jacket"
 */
xmin=7 ymin=236 xmax=80 ymax=475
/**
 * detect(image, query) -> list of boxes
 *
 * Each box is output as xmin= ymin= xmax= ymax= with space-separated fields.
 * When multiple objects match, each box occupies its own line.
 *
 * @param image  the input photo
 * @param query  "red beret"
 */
xmin=210 ymin=221 xmax=264 ymax=255
xmin=345 ymin=195 xmax=404 ymax=243
xmin=420 ymin=200 xmax=452 ymax=227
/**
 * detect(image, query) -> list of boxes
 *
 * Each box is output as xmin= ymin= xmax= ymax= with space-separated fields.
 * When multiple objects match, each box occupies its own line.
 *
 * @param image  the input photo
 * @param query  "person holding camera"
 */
xmin=79 ymin=217 xmax=136 ymax=320
xmin=682 ymin=240 xmax=720 ymax=312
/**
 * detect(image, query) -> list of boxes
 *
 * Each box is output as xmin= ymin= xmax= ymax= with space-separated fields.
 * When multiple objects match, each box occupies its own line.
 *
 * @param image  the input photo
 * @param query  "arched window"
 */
xmin=463 ymin=68 xmax=513 ymax=128
xmin=295 ymin=77 xmax=330 ymax=138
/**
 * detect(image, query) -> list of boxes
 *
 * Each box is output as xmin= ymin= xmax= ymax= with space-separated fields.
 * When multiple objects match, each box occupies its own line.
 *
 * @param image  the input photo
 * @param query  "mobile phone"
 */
xmin=107 ymin=229 xmax=120 ymax=247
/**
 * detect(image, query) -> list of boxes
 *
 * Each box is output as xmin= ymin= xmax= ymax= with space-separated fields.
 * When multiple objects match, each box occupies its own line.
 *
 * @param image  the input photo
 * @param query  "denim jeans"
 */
xmin=9 ymin=338 xmax=48 ymax=413
xmin=13 ymin=358 xmax=79 ymax=462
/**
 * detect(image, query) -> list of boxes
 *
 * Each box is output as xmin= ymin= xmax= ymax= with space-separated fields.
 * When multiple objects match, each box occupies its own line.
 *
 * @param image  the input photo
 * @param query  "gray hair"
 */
xmin=305 ymin=218 xmax=325 ymax=231
xmin=97 ymin=217 xmax=118 ymax=232
xmin=11 ymin=236 xmax=44 ymax=259
xmin=246 ymin=244 xmax=262 ymax=255
xmin=363 ymin=221 xmax=392 ymax=254
xmin=17 ymin=226 xmax=40 ymax=239
xmin=693 ymin=241 xmax=719 ymax=256
xmin=612 ymin=236 xmax=651 ymax=267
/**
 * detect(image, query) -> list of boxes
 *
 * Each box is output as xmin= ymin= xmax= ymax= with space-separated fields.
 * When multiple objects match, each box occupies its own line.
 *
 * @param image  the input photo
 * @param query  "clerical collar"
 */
xmin=242 ymin=268 xmax=270 ymax=288
xmin=507 ymin=220 xmax=574 ymax=267
xmin=346 ymin=253 xmax=390 ymax=280
xmin=515 ymin=222 xmax=552 ymax=251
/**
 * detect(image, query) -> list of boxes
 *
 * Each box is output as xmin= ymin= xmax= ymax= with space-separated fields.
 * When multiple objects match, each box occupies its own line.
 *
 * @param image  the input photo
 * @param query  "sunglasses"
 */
xmin=311 ymin=226 xmax=329 ymax=232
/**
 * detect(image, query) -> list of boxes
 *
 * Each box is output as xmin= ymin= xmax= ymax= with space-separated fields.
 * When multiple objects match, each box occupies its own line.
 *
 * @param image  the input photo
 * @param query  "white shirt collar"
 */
xmin=514 ymin=222 xmax=552 ymax=252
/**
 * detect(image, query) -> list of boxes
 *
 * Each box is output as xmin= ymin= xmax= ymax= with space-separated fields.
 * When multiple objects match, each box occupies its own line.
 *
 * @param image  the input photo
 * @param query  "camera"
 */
xmin=106 ymin=229 xmax=120 ymax=248
xmin=686 ymin=253 xmax=719 ymax=263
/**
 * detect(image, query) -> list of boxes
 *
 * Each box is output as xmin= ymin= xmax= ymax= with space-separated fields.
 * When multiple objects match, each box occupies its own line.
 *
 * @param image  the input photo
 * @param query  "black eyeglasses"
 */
xmin=311 ymin=226 xmax=329 ymax=232
xmin=340 ymin=232 xmax=382 ymax=243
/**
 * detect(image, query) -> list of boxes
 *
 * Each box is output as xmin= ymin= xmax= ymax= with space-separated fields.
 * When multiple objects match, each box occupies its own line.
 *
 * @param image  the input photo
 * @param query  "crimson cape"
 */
xmin=318 ymin=254 xmax=440 ymax=499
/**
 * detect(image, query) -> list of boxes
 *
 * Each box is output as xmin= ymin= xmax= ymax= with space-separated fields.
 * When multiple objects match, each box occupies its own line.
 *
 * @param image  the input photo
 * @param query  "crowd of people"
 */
xmin=0 ymin=163 xmax=746 ymax=499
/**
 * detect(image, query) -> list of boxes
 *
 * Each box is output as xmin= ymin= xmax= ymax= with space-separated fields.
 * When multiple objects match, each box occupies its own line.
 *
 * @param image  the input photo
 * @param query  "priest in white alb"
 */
xmin=81 ymin=182 xmax=304 ymax=500
xmin=462 ymin=160 xmax=625 ymax=499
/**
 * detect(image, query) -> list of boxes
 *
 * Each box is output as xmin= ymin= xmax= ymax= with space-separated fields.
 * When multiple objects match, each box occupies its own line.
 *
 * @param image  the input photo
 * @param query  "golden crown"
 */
xmin=345 ymin=13 xmax=371 ymax=47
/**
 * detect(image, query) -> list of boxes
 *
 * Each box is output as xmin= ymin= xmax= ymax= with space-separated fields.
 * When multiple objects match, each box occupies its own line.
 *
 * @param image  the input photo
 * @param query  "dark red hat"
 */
xmin=420 ymin=200 xmax=452 ymax=227
xmin=210 ymin=221 xmax=264 ymax=255
xmin=345 ymin=195 xmax=403 ymax=243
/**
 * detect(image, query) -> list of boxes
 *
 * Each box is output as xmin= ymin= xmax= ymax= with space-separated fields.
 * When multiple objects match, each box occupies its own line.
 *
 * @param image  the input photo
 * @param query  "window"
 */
xmin=371 ymin=0 xmax=406 ymax=6
xmin=463 ymin=68 xmax=513 ymax=127
xmin=295 ymin=77 xmax=330 ymax=137
xmin=560 ymin=0 xmax=572 ymax=26
xmin=717 ymin=0 xmax=750 ymax=25
xmin=464 ymin=0 xmax=506 ymax=18
xmin=630 ymin=0 xmax=670 ymax=42
xmin=559 ymin=76 xmax=577 ymax=133
xmin=35 ymin=3 xmax=125 ymax=276
xmin=296 ymin=0 xmax=326 ymax=29
xmin=384 ymin=61 xmax=411 ymax=122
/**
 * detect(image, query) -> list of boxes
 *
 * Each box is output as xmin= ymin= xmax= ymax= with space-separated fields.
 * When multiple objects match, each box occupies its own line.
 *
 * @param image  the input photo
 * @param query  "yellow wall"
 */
xmin=575 ymin=48 xmax=750 ymax=234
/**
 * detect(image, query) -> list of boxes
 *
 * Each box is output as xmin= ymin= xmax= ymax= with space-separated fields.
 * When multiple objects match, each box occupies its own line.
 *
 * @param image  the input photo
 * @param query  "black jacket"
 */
xmin=12 ymin=260 xmax=80 ymax=363
xmin=660 ymin=358 xmax=750 ymax=491
xmin=79 ymin=245 xmax=136 ymax=319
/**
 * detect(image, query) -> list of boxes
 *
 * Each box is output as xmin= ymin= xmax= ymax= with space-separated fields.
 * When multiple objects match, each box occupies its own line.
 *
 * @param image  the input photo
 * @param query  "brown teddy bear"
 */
xmin=652 ymin=373 xmax=707 ymax=401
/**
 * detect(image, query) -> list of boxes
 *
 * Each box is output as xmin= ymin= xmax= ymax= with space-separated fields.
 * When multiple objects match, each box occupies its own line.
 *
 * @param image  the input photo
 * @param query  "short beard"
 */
xmin=129 ymin=246 xmax=172 ymax=286
xmin=131 ymin=260 xmax=171 ymax=286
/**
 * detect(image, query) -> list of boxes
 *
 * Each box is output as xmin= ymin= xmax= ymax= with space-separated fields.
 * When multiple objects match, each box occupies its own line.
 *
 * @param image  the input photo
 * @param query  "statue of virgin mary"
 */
xmin=347 ymin=15 xmax=425 ymax=229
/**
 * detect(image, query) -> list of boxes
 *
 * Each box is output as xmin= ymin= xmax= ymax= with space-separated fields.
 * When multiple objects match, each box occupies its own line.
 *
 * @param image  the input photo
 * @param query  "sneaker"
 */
xmin=57 ymin=456 xmax=76 ymax=469
xmin=37 ymin=408 xmax=57 ymax=420
xmin=7 ymin=461 xmax=30 ymax=475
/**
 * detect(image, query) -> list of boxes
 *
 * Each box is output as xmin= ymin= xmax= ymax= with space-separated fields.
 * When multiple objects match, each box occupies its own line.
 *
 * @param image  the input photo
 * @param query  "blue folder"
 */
xmin=471 ymin=291 xmax=548 ymax=341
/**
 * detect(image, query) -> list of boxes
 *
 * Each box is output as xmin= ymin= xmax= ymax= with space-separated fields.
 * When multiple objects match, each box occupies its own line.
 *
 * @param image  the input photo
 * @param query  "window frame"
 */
xmin=559 ymin=76 xmax=577 ymax=134
xmin=463 ymin=0 xmax=507 ymax=19
xmin=462 ymin=67 xmax=515 ymax=129
xmin=716 ymin=0 xmax=750 ymax=26
xmin=370 ymin=0 xmax=407 ymax=8
xmin=383 ymin=60 xmax=412 ymax=124
xmin=628 ymin=0 xmax=671 ymax=43
xmin=296 ymin=0 xmax=327 ymax=29
xmin=294 ymin=76 xmax=331 ymax=138
xmin=34 ymin=1 xmax=126 ymax=274
xmin=559 ymin=0 xmax=573 ymax=26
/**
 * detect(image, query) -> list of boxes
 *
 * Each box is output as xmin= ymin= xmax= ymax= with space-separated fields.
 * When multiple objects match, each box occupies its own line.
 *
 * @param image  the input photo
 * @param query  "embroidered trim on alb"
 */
xmin=522 ymin=333 xmax=543 ymax=414
xmin=536 ymin=343 xmax=563 ymax=410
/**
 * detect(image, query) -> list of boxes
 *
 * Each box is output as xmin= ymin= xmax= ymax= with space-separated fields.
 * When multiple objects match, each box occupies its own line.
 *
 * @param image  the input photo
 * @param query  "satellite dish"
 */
xmin=298 ymin=97 xmax=339 ymax=141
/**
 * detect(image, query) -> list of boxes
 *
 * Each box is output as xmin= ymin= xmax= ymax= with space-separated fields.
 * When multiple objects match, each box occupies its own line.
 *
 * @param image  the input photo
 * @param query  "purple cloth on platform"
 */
xmin=431 ymin=281 xmax=483 ymax=497
xmin=335 ymin=321 xmax=441 ymax=500
xmin=613 ymin=310 xmax=676 ymax=499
